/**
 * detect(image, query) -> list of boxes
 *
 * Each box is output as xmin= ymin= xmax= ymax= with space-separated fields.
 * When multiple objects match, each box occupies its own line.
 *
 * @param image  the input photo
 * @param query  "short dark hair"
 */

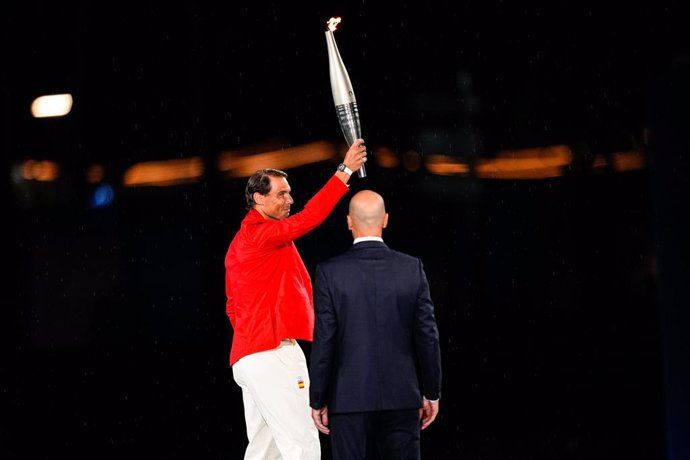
xmin=245 ymin=168 xmax=288 ymax=210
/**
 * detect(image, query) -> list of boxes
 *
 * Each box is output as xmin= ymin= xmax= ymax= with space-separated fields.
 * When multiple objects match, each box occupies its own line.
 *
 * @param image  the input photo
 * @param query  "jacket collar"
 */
xmin=243 ymin=208 xmax=266 ymax=224
xmin=353 ymin=236 xmax=384 ymax=244
xmin=350 ymin=240 xmax=388 ymax=251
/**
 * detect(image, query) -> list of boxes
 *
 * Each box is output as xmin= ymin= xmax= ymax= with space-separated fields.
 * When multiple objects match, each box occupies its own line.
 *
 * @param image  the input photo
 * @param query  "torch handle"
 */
xmin=356 ymin=155 xmax=367 ymax=178
xmin=335 ymin=102 xmax=366 ymax=178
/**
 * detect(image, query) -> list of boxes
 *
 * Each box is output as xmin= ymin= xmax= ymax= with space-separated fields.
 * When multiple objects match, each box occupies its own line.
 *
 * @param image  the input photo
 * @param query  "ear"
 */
xmin=382 ymin=213 xmax=389 ymax=229
xmin=347 ymin=215 xmax=353 ymax=230
xmin=253 ymin=192 xmax=265 ymax=206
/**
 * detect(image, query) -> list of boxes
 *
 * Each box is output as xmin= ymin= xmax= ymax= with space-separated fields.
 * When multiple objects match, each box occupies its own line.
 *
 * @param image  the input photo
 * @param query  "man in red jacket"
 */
xmin=225 ymin=140 xmax=367 ymax=460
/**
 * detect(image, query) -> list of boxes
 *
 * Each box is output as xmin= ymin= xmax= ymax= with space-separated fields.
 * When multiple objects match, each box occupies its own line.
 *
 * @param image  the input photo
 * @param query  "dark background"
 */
xmin=3 ymin=2 xmax=689 ymax=459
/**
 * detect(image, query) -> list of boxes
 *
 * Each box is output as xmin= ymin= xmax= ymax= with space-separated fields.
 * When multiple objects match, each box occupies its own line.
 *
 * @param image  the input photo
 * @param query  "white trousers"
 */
xmin=232 ymin=340 xmax=320 ymax=460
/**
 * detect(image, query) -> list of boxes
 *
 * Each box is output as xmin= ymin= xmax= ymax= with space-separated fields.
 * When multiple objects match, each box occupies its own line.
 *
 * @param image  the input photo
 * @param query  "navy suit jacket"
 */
xmin=309 ymin=240 xmax=442 ymax=414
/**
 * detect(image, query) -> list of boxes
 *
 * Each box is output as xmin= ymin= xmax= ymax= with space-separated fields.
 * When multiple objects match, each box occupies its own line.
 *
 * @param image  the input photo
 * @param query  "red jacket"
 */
xmin=225 ymin=175 xmax=349 ymax=366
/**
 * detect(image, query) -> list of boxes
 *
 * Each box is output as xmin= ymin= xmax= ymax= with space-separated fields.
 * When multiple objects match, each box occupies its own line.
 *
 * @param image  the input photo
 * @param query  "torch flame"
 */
xmin=326 ymin=17 xmax=341 ymax=32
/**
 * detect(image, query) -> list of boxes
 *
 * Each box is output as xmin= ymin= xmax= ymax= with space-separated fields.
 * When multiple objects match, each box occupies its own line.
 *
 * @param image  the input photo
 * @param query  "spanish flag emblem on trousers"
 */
xmin=297 ymin=376 xmax=305 ymax=389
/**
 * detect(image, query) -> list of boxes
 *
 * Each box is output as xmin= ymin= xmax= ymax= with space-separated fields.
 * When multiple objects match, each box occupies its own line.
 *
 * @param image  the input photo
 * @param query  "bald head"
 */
xmin=347 ymin=190 xmax=388 ymax=238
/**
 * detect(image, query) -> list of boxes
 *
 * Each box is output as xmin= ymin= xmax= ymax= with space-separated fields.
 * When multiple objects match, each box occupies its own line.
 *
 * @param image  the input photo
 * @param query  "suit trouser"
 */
xmin=330 ymin=409 xmax=421 ymax=460
xmin=232 ymin=340 xmax=320 ymax=460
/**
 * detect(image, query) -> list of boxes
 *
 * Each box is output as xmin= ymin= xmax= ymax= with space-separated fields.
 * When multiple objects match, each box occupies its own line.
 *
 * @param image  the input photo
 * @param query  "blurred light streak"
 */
xmin=31 ymin=94 xmax=73 ymax=118
xmin=425 ymin=154 xmax=470 ymax=176
xmin=19 ymin=159 xmax=60 ymax=181
xmin=611 ymin=150 xmax=646 ymax=172
xmin=374 ymin=146 xmax=400 ymax=168
xmin=593 ymin=154 xmax=609 ymax=171
xmin=475 ymin=145 xmax=572 ymax=179
xmin=85 ymin=164 xmax=105 ymax=184
xmin=217 ymin=140 xmax=336 ymax=178
xmin=123 ymin=157 xmax=204 ymax=187
xmin=89 ymin=183 xmax=115 ymax=208
xmin=402 ymin=150 xmax=422 ymax=172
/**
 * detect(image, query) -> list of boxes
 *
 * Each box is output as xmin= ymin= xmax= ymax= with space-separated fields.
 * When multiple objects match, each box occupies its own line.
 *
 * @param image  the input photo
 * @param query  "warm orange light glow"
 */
xmin=403 ymin=150 xmax=422 ymax=172
xmin=217 ymin=140 xmax=337 ymax=178
xmin=475 ymin=145 xmax=572 ymax=179
xmin=425 ymin=155 xmax=470 ymax=176
xmin=327 ymin=17 xmax=341 ymax=32
xmin=611 ymin=150 xmax=646 ymax=172
xmin=20 ymin=159 xmax=60 ymax=181
xmin=496 ymin=145 xmax=571 ymax=160
xmin=475 ymin=160 xmax=563 ymax=179
xmin=85 ymin=164 xmax=105 ymax=184
xmin=123 ymin=157 xmax=204 ymax=187
xmin=374 ymin=147 xmax=400 ymax=168
xmin=592 ymin=154 xmax=608 ymax=171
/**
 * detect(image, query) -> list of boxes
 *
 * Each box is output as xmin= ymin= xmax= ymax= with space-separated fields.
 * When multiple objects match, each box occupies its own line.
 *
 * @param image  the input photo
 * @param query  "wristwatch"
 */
xmin=337 ymin=163 xmax=353 ymax=176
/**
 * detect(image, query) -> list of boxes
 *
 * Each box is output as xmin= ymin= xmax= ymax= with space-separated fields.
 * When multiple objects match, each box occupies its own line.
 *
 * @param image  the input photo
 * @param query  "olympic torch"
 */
xmin=325 ymin=17 xmax=366 ymax=178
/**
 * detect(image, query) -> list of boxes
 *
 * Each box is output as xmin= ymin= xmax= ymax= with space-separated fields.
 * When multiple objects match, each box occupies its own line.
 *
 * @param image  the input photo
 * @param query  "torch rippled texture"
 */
xmin=326 ymin=25 xmax=366 ymax=178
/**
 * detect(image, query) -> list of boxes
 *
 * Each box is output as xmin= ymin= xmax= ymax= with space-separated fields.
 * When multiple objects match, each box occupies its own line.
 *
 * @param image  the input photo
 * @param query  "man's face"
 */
xmin=256 ymin=175 xmax=293 ymax=220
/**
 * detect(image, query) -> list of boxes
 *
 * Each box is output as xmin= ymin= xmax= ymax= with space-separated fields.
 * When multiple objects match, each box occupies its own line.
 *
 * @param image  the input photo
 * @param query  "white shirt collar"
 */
xmin=353 ymin=236 xmax=384 ymax=245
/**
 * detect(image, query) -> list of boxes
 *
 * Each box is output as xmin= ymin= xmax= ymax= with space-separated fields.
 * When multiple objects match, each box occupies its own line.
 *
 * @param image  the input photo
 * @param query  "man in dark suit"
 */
xmin=309 ymin=190 xmax=442 ymax=460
